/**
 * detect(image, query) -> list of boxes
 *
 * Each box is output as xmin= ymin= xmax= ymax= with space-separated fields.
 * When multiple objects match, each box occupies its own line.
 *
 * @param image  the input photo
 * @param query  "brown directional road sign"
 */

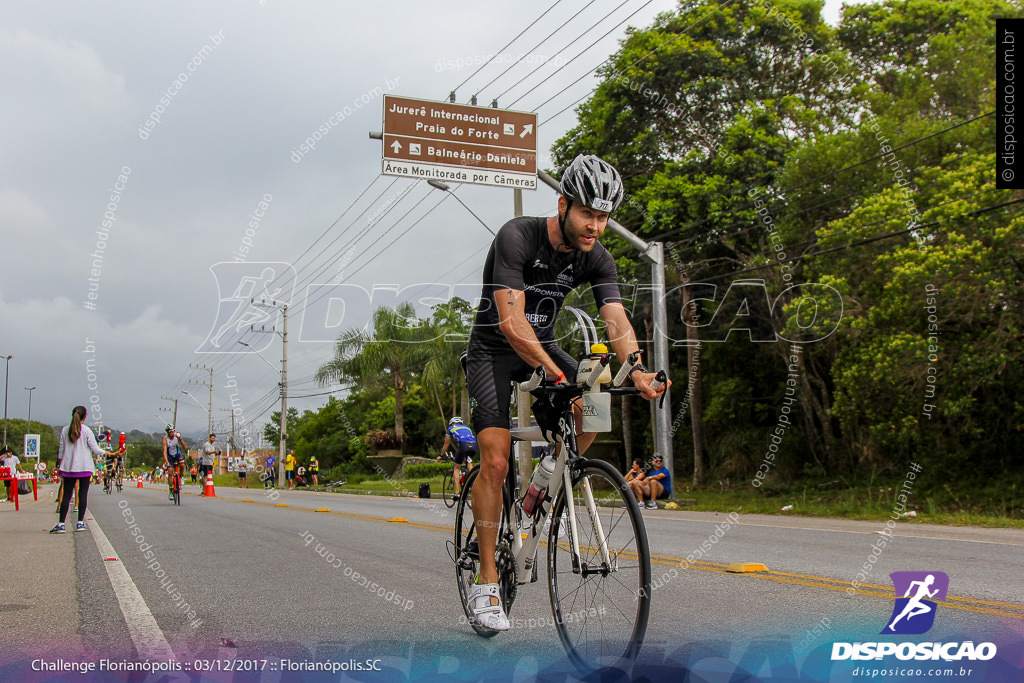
xmin=382 ymin=95 xmax=538 ymax=188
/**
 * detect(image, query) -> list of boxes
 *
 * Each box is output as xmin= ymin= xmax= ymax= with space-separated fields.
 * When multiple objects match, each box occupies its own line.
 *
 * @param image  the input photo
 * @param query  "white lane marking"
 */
xmin=648 ymin=514 xmax=1024 ymax=547
xmin=728 ymin=520 xmax=1024 ymax=547
xmin=88 ymin=517 xmax=177 ymax=660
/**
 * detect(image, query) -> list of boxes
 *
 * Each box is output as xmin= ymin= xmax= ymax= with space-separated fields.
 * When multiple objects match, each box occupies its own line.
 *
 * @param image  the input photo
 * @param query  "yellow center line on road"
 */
xmin=150 ymin=488 xmax=1024 ymax=621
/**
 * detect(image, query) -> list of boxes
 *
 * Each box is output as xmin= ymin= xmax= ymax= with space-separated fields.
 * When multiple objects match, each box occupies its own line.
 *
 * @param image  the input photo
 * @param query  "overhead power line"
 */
xmin=534 ymin=0 xmax=737 ymax=120
xmin=450 ymin=0 xmax=566 ymax=98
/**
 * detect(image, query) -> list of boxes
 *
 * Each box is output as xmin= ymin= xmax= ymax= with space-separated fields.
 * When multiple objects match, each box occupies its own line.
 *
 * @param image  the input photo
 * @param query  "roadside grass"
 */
xmin=670 ymin=483 xmax=1024 ymax=528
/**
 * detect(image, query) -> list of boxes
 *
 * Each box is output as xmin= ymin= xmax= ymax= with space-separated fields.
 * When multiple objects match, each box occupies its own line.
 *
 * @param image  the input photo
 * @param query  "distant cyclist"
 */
xmin=463 ymin=154 xmax=669 ymax=631
xmin=163 ymin=426 xmax=188 ymax=500
xmin=439 ymin=417 xmax=477 ymax=501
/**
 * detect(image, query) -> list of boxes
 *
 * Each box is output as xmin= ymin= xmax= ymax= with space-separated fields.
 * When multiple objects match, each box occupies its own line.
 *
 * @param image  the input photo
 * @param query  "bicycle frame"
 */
xmin=507 ymin=401 xmax=608 ymax=584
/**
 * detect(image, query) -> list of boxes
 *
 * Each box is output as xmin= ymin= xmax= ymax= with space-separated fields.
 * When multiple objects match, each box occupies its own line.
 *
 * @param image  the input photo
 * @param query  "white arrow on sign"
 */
xmin=520 ymin=124 xmax=534 ymax=138
xmin=391 ymin=140 xmax=402 ymax=153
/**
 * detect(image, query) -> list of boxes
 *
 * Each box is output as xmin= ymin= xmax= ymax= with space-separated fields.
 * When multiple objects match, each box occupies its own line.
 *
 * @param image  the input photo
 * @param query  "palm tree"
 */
xmin=422 ymin=297 xmax=474 ymax=424
xmin=315 ymin=302 xmax=430 ymax=440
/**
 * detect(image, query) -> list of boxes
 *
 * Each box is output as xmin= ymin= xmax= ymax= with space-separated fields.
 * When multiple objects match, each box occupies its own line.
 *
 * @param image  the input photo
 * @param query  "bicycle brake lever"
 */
xmin=652 ymin=370 xmax=668 ymax=409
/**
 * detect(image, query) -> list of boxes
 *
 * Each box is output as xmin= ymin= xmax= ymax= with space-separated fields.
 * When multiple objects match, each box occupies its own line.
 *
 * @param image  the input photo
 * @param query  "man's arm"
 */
xmin=495 ymin=288 xmax=566 ymax=379
xmin=600 ymin=302 xmax=668 ymax=400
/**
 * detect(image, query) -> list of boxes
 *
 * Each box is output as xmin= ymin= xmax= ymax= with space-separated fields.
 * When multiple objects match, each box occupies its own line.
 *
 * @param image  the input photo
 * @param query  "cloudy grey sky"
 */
xmin=1 ymin=0 xmax=847 ymax=443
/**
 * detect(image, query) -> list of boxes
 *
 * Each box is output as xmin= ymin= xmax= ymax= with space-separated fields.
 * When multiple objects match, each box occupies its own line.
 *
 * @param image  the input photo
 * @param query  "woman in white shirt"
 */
xmin=50 ymin=405 xmax=120 ymax=533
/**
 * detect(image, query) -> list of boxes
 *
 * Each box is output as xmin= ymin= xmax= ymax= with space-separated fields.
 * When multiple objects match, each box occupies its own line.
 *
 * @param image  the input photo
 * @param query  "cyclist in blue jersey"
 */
xmin=441 ymin=417 xmax=477 ymax=501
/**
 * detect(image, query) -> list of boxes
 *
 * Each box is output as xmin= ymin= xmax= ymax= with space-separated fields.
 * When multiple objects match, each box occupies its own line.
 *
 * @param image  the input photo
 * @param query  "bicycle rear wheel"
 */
xmin=442 ymin=471 xmax=456 ymax=508
xmin=547 ymin=459 xmax=651 ymax=672
xmin=453 ymin=467 xmax=517 ymax=637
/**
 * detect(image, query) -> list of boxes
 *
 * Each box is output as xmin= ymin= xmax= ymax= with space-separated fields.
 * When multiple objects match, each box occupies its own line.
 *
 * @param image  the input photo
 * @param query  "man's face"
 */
xmin=653 ymin=458 xmax=663 ymax=468
xmin=209 ymin=436 xmax=216 ymax=443
xmin=558 ymin=198 xmax=609 ymax=252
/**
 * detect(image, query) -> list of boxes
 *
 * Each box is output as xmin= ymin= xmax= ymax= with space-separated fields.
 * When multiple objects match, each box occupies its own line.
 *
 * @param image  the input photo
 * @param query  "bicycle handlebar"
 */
xmin=518 ymin=366 xmax=546 ymax=392
xmin=519 ymin=362 xmax=670 ymax=409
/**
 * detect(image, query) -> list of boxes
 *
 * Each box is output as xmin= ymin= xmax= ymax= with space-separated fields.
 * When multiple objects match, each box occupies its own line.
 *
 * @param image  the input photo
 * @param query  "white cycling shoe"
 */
xmin=468 ymin=582 xmax=510 ymax=631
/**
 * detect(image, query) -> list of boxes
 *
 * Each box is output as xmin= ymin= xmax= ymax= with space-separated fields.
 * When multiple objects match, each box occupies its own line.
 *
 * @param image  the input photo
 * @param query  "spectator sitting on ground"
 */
xmin=627 ymin=454 xmax=672 ymax=510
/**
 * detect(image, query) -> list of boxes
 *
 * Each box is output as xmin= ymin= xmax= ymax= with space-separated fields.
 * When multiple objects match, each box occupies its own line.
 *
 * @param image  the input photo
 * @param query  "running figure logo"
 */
xmin=197 ymin=262 xmax=296 ymax=353
xmin=881 ymin=571 xmax=949 ymax=635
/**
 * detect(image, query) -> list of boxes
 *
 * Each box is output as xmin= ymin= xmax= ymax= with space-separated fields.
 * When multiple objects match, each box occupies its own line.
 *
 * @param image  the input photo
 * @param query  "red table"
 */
xmin=0 ymin=468 xmax=38 ymax=511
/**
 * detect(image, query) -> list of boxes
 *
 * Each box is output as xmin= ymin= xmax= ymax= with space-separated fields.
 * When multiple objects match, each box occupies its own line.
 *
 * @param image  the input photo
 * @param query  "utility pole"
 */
xmin=188 ymin=365 xmax=214 ymax=436
xmin=513 ymin=188 xmax=533 ymax=490
xmin=219 ymin=408 xmax=236 ymax=475
xmin=250 ymin=299 xmax=287 ymax=487
xmin=160 ymin=396 xmax=179 ymax=428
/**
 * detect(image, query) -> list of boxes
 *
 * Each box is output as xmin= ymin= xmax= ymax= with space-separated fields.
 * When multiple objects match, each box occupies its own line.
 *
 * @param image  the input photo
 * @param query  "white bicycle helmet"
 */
xmin=449 ymin=417 xmax=463 ymax=426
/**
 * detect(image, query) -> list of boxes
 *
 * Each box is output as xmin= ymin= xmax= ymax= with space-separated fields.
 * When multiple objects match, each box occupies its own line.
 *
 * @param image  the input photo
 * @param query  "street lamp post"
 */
xmin=25 ymin=386 xmax=36 ymax=434
xmin=427 ymin=180 xmax=496 ymax=235
xmin=2 ymin=354 xmax=12 ymax=447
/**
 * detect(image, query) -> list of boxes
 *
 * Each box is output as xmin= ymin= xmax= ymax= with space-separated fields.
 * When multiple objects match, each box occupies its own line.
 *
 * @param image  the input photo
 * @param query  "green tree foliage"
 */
xmin=263 ymin=407 xmax=301 ymax=448
xmin=547 ymin=0 xmax=1024 ymax=504
xmin=316 ymin=302 xmax=432 ymax=440
xmin=3 ymin=418 xmax=60 ymax=465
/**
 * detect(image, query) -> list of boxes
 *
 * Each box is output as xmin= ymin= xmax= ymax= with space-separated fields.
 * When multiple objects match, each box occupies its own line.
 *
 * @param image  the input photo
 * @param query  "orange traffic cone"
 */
xmin=137 ymin=477 xmax=143 ymax=488
xmin=203 ymin=472 xmax=216 ymax=497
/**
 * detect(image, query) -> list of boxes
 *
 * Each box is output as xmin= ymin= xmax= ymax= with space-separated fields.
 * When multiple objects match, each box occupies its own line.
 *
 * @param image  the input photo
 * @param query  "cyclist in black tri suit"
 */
xmin=463 ymin=154 xmax=669 ymax=631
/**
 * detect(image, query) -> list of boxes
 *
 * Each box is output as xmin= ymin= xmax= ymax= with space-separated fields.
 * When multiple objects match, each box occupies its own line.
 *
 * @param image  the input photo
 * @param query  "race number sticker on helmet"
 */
xmin=559 ymin=154 xmax=624 ymax=213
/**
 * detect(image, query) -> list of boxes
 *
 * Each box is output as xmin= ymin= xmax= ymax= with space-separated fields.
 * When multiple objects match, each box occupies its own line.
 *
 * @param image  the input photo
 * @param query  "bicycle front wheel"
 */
xmin=173 ymin=474 xmax=181 ymax=506
xmin=547 ymin=459 xmax=651 ymax=672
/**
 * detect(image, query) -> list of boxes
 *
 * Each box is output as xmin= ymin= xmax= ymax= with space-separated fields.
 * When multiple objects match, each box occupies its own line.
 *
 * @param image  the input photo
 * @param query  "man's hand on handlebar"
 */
xmin=632 ymin=370 xmax=669 ymax=401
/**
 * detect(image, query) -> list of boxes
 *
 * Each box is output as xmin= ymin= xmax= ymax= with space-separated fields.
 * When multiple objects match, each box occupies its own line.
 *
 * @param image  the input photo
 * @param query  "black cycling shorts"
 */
xmin=453 ymin=441 xmax=477 ymax=465
xmin=465 ymin=341 xmax=578 ymax=433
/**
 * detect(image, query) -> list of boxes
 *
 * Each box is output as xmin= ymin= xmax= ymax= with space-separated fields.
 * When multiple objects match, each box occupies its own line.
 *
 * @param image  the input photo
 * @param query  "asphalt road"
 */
xmin=17 ymin=481 xmax=1024 ymax=681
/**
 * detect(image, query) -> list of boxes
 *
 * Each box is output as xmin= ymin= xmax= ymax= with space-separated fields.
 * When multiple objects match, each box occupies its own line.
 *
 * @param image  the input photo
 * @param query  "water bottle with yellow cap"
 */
xmin=577 ymin=343 xmax=613 ymax=432
xmin=575 ymin=343 xmax=613 ymax=386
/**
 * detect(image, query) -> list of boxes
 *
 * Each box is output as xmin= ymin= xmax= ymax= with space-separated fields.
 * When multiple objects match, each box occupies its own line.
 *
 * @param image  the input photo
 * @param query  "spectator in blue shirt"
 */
xmin=628 ymin=454 xmax=671 ymax=509
xmin=263 ymin=454 xmax=277 ymax=488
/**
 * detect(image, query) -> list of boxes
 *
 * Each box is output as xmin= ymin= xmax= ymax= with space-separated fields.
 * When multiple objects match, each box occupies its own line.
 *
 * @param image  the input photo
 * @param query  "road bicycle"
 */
xmin=115 ymin=467 xmax=123 ymax=493
xmin=169 ymin=463 xmax=182 ymax=506
xmin=441 ymin=451 xmax=473 ymax=508
xmin=103 ymin=460 xmax=115 ymax=495
xmin=451 ymin=352 xmax=665 ymax=672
